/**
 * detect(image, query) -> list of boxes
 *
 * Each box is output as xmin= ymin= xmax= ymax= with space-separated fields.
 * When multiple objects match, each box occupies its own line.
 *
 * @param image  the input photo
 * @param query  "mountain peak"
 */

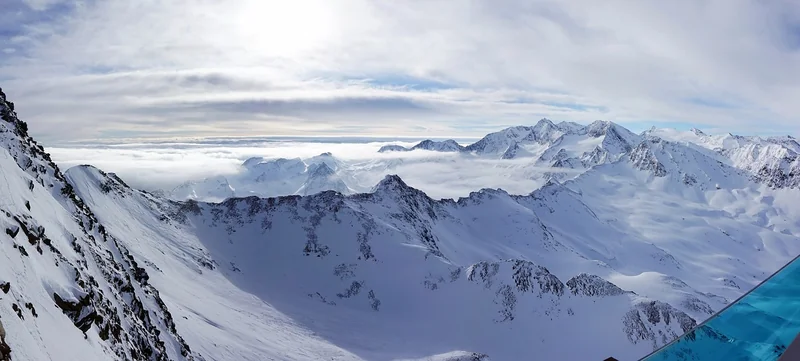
xmin=412 ymin=139 xmax=465 ymax=152
xmin=0 ymin=88 xmax=30 ymax=140
xmin=308 ymin=162 xmax=335 ymax=177
xmin=690 ymin=128 xmax=706 ymax=136
xmin=586 ymin=120 xmax=616 ymax=137
xmin=378 ymin=144 xmax=410 ymax=153
xmin=373 ymin=174 xmax=410 ymax=193
xmin=242 ymin=156 xmax=267 ymax=168
xmin=535 ymin=118 xmax=555 ymax=127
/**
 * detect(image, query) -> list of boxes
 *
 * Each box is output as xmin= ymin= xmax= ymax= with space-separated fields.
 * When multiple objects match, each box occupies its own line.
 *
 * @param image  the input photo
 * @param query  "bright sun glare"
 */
xmin=233 ymin=0 xmax=339 ymax=58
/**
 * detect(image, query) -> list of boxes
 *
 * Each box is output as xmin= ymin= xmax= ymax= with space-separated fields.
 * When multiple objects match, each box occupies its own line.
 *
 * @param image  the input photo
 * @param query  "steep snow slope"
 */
xmin=0 ymin=89 xmax=195 ymax=361
xmin=562 ymin=139 xmax=800 ymax=319
xmin=64 ymin=166 xmax=363 ymax=361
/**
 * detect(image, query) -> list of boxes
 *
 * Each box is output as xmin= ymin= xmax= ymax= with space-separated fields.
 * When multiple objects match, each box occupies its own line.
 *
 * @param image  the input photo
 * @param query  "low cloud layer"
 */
xmin=48 ymin=138 xmax=570 ymax=199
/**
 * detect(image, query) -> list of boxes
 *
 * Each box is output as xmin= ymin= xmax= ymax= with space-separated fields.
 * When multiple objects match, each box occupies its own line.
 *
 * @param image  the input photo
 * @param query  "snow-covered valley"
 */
xmin=2 ymin=87 xmax=800 ymax=361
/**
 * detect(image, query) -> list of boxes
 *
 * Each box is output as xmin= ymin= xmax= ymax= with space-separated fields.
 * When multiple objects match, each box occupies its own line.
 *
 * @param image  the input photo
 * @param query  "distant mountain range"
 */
xmin=172 ymin=118 xmax=800 ymax=203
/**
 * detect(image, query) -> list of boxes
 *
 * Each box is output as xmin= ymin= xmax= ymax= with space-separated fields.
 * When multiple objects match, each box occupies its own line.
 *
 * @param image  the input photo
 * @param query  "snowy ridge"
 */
xmin=379 ymin=139 xmax=465 ymax=153
xmin=0 ymin=88 xmax=195 ymax=361
xmin=410 ymin=119 xmax=643 ymax=162
xmin=645 ymin=128 xmax=800 ymax=189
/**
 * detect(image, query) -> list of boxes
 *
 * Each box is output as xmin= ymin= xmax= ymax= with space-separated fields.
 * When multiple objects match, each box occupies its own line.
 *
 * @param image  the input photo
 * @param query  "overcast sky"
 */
xmin=2 ymin=0 xmax=800 ymax=144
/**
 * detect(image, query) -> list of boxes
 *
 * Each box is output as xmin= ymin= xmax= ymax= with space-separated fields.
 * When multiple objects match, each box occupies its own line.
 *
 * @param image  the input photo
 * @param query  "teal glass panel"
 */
xmin=640 ymin=254 xmax=800 ymax=361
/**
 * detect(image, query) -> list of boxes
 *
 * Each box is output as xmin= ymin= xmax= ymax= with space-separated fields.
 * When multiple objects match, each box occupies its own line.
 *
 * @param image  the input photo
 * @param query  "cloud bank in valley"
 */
xmin=48 ymin=137 xmax=569 ymax=200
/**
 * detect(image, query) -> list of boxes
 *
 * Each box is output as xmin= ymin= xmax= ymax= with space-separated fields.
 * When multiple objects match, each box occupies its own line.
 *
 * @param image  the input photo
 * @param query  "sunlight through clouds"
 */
xmin=2 ymin=0 xmax=800 ymax=143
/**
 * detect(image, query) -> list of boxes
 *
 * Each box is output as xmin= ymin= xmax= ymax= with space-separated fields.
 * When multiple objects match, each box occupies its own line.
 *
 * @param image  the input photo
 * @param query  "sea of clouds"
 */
xmin=47 ymin=137 xmax=579 ymax=200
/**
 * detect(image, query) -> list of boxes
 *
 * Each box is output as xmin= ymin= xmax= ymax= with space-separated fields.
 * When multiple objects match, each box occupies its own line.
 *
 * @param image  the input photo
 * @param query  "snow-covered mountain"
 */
xmin=644 ymin=127 xmax=800 ymax=189
xmin=378 ymin=139 xmax=465 ymax=153
xmin=170 ymin=152 xmax=354 ymax=202
xmin=378 ymin=119 xmax=642 ymax=182
xmin=3 ymin=87 xmax=800 ymax=361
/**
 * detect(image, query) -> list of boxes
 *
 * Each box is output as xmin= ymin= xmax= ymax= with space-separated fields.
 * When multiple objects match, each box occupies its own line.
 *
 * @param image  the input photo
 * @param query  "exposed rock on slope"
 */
xmin=0 ymin=88 xmax=195 ymax=361
xmin=567 ymin=273 xmax=630 ymax=297
xmin=0 ymin=319 xmax=9 ymax=361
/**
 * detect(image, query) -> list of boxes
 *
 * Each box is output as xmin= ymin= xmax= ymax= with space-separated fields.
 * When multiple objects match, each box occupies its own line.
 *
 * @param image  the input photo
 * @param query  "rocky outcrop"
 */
xmin=623 ymin=301 xmax=696 ymax=350
xmin=629 ymin=140 xmax=667 ymax=177
xmin=427 ymin=352 xmax=491 ymax=361
xmin=755 ymin=159 xmax=800 ymax=189
xmin=566 ymin=274 xmax=629 ymax=297
xmin=0 ymin=319 xmax=10 ymax=361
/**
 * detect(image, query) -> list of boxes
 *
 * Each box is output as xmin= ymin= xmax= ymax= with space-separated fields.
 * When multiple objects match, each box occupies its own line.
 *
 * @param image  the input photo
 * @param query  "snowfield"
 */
xmin=2 ymin=87 xmax=800 ymax=361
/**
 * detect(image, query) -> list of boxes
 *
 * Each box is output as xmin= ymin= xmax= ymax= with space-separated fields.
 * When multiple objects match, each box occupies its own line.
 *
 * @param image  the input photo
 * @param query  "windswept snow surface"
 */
xmin=3 ymin=86 xmax=800 ymax=361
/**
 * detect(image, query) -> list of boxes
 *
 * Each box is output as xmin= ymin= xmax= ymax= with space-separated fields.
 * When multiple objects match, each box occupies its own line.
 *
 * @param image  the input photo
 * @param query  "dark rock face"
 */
xmin=465 ymin=260 xmax=565 ymax=322
xmin=566 ymin=273 xmax=629 ymax=297
xmin=629 ymin=141 xmax=667 ymax=177
xmin=623 ymin=301 xmax=697 ymax=350
xmin=0 ymin=319 xmax=10 ymax=361
xmin=4 ymin=226 xmax=18 ymax=239
xmin=501 ymin=142 xmax=523 ymax=159
xmin=438 ymin=353 xmax=491 ymax=361
xmin=755 ymin=159 xmax=800 ymax=189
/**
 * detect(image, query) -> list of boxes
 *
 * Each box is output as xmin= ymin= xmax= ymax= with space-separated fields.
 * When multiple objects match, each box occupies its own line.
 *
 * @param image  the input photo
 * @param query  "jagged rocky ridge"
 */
xmin=0 ymin=88 xmax=195 ymax=361
xmin=380 ymin=119 xmax=639 ymax=169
